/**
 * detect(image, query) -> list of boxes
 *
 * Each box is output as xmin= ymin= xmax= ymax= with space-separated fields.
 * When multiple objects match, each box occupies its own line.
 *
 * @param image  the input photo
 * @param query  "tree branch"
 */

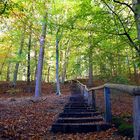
xmin=113 ymin=0 xmax=135 ymax=14
xmin=102 ymin=0 xmax=140 ymax=55
xmin=0 ymin=1 xmax=8 ymax=15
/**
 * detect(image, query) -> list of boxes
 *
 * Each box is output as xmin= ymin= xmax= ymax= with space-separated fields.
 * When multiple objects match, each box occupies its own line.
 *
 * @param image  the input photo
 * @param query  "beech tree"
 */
xmin=1 ymin=0 xmax=140 ymax=86
xmin=35 ymin=13 xmax=47 ymax=98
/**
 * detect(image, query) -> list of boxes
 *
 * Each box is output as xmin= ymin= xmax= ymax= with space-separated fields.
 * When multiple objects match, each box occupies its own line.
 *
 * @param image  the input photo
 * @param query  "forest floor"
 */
xmin=0 ymin=81 xmax=134 ymax=140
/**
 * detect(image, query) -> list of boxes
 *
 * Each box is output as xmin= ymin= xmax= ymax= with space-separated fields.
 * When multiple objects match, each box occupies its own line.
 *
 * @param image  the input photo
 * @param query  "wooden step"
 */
xmin=50 ymin=92 xmax=111 ymax=133
xmin=64 ymin=108 xmax=95 ymax=113
xmin=66 ymin=102 xmax=88 ymax=105
xmin=51 ymin=122 xmax=110 ymax=133
xmin=59 ymin=112 xmax=101 ymax=118
xmin=65 ymin=104 xmax=89 ymax=108
xmin=64 ymin=106 xmax=92 ymax=110
xmin=69 ymin=97 xmax=85 ymax=102
xmin=57 ymin=116 xmax=103 ymax=123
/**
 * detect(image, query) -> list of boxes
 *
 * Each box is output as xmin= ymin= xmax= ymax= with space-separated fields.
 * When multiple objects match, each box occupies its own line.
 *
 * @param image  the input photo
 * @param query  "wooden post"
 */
xmin=82 ymin=86 xmax=84 ymax=95
xmin=84 ymin=89 xmax=88 ymax=103
xmin=87 ymin=91 xmax=91 ymax=106
xmin=133 ymin=96 xmax=140 ymax=140
xmin=92 ymin=90 xmax=96 ymax=110
xmin=104 ymin=87 xmax=112 ymax=123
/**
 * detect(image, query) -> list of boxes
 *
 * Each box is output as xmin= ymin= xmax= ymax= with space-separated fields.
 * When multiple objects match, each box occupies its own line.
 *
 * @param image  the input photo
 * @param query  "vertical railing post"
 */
xmin=79 ymin=85 xmax=81 ymax=94
xmin=133 ymin=96 xmax=140 ymax=140
xmin=86 ymin=90 xmax=91 ymax=106
xmin=104 ymin=87 xmax=112 ymax=123
xmin=82 ymin=86 xmax=84 ymax=95
xmin=84 ymin=88 xmax=88 ymax=104
xmin=92 ymin=90 xmax=96 ymax=110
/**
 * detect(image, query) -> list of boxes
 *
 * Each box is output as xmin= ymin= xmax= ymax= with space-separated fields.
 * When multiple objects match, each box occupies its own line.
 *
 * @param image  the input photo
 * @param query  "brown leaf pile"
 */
xmin=0 ymin=83 xmax=134 ymax=140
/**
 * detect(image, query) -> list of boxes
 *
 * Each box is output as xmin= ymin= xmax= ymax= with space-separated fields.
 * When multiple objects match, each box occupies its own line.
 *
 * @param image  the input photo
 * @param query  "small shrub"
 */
xmin=112 ymin=116 xmax=133 ymax=138
xmin=112 ymin=117 xmax=123 ymax=127
xmin=118 ymin=123 xmax=133 ymax=137
xmin=112 ymin=76 xmax=129 ymax=84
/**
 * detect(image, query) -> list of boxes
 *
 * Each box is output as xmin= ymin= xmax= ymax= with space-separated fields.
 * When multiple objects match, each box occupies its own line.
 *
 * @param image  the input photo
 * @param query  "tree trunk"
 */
xmin=61 ymin=59 xmax=67 ymax=83
xmin=56 ymin=37 xmax=61 ymax=95
xmin=27 ymin=25 xmax=32 ymax=92
xmin=12 ymin=26 xmax=26 ymax=87
xmin=62 ymin=45 xmax=70 ymax=83
xmin=88 ymin=33 xmax=93 ymax=87
xmin=6 ymin=62 xmax=10 ymax=81
xmin=35 ymin=13 xmax=47 ymax=98
xmin=133 ymin=0 xmax=140 ymax=41
xmin=88 ymin=58 xmax=93 ymax=86
xmin=47 ymin=66 xmax=50 ymax=83
xmin=34 ymin=43 xmax=38 ymax=81
xmin=126 ymin=53 xmax=132 ymax=78
xmin=133 ymin=0 xmax=140 ymax=56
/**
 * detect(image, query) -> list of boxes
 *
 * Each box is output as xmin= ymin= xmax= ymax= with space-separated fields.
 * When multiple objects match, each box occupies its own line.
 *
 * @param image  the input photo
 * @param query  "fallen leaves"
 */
xmin=0 ymin=82 xmax=134 ymax=140
xmin=0 ymin=94 xmax=69 ymax=139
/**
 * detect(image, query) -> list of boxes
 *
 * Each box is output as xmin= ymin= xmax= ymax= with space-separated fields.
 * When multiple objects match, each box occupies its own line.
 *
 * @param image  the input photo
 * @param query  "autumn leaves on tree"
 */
xmin=1 ymin=0 xmax=140 ymax=95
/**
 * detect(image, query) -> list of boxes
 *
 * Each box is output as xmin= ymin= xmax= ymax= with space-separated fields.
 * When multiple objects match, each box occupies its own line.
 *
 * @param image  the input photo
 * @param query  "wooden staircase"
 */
xmin=51 ymin=89 xmax=111 ymax=133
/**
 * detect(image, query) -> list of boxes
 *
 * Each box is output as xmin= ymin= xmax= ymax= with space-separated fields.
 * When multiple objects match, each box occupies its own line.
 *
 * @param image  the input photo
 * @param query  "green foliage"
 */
xmin=0 ymin=0 xmax=139 ymax=84
xmin=112 ymin=117 xmax=123 ymax=127
xmin=118 ymin=123 xmax=133 ymax=137
xmin=112 ymin=116 xmax=133 ymax=138
xmin=111 ymin=76 xmax=129 ymax=84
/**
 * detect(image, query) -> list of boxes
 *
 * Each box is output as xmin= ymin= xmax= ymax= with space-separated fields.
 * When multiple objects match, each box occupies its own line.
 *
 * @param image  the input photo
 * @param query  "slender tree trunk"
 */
xmin=27 ymin=25 xmax=32 ymax=92
xmin=0 ymin=45 xmax=12 ymax=79
xmin=133 ymin=0 xmax=140 ymax=41
xmin=88 ymin=33 xmax=93 ymax=87
xmin=12 ymin=26 xmax=26 ymax=87
xmin=126 ymin=52 xmax=132 ymax=78
xmin=56 ymin=38 xmax=61 ymax=95
xmin=133 ymin=0 xmax=140 ymax=57
xmin=35 ymin=13 xmax=47 ymax=98
xmin=6 ymin=62 xmax=10 ymax=81
xmin=47 ymin=66 xmax=50 ymax=83
xmin=88 ymin=47 xmax=93 ymax=87
xmin=34 ymin=44 xmax=38 ymax=81
xmin=134 ymin=1 xmax=140 ymax=84
xmin=62 ymin=60 xmax=67 ymax=83
xmin=62 ymin=45 xmax=70 ymax=83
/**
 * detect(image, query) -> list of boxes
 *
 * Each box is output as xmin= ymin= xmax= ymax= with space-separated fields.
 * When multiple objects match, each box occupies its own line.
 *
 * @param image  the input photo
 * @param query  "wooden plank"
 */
xmin=105 ymin=83 xmax=140 ymax=96
xmin=88 ymin=85 xmax=104 ymax=91
xmin=75 ymin=79 xmax=140 ymax=96
xmin=87 ymin=91 xmax=92 ymax=106
xmin=133 ymin=96 xmax=140 ymax=140
xmin=104 ymin=87 xmax=112 ymax=123
xmin=92 ymin=90 xmax=96 ymax=110
xmin=74 ymin=79 xmax=140 ymax=138
xmin=84 ymin=89 xmax=89 ymax=103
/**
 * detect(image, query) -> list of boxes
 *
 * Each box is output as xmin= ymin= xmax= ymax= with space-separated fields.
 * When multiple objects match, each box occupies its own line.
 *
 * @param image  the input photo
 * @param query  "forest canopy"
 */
xmin=0 ymin=0 xmax=140 ymax=85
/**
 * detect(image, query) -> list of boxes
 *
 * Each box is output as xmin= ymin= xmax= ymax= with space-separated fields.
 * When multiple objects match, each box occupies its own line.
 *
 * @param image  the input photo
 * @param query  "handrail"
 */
xmin=104 ymin=83 xmax=140 ymax=96
xmin=73 ymin=80 xmax=140 ymax=96
xmin=88 ymin=85 xmax=104 ymax=91
xmin=72 ymin=79 xmax=140 ymax=140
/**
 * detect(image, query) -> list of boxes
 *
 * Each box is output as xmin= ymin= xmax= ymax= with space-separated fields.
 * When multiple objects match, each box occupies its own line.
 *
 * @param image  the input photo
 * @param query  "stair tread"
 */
xmin=53 ymin=121 xmax=108 ymax=125
xmin=51 ymin=91 xmax=111 ymax=133
xmin=58 ymin=116 xmax=103 ymax=120
xmin=60 ymin=111 xmax=100 ymax=114
xmin=64 ymin=107 xmax=93 ymax=109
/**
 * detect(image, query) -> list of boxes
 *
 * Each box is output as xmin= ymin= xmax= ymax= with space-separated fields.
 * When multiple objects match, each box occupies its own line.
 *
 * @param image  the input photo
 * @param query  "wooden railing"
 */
xmin=72 ymin=80 xmax=140 ymax=140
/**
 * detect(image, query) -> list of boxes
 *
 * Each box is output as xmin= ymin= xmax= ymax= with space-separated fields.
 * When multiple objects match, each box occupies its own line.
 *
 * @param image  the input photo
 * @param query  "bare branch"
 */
xmin=101 ymin=0 xmax=140 ymax=55
xmin=113 ymin=0 xmax=135 ymax=14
